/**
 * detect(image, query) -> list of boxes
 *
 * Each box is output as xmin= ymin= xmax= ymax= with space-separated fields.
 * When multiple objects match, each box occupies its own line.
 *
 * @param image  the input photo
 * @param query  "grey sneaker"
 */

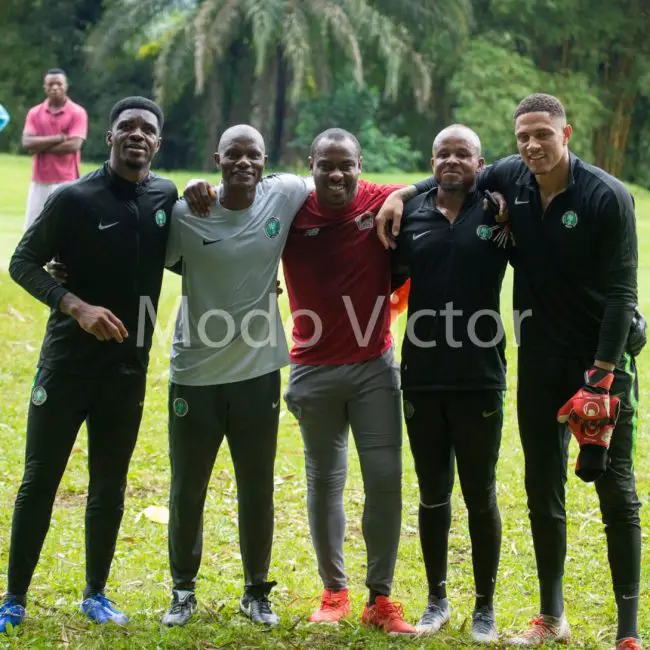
xmin=415 ymin=596 xmax=450 ymax=634
xmin=472 ymin=606 xmax=499 ymax=643
xmin=508 ymin=614 xmax=570 ymax=646
xmin=239 ymin=581 xmax=279 ymax=626
xmin=161 ymin=590 xmax=197 ymax=627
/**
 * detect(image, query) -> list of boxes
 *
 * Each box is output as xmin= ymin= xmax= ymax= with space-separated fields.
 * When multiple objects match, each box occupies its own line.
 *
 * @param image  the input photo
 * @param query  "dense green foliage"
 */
xmin=1 ymin=0 xmax=650 ymax=179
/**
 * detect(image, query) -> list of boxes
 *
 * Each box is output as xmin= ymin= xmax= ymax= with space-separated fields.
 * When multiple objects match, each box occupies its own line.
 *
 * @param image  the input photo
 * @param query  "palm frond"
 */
xmin=316 ymin=0 xmax=364 ymax=87
xmin=281 ymin=2 xmax=311 ymax=103
xmin=246 ymin=0 xmax=284 ymax=76
xmin=89 ymin=0 xmax=196 ymax=66
xmin=193 ymin=0 xmax=241 ymax=94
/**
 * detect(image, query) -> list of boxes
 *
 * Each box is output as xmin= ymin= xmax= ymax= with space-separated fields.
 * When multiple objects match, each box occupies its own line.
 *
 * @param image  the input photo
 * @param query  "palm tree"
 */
xmin=90 ymin=0 xmax=460 ymax=163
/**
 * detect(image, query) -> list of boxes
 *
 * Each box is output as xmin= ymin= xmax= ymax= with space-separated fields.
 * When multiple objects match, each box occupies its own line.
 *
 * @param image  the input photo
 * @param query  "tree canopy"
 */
xmin=1 ymin=0 xmax=649 ymax=181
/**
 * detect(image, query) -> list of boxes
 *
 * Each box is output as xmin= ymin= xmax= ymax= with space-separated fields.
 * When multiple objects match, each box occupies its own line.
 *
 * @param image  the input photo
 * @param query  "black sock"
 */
xmin=614 ymin=584 xmax=639 ymax=640
xmin=83 ymin=586 xmax=102 ymax=600
xmin=467 ymin=501 xmax=501 ymax=611
xmin=419 ymin=501 xmax=451 ymax=600
xmin=6 ymin=593 xmax=26 ymax=607
xmin=530 ymin=517 xmax=565 ymax=618
xmin=368 ymin=589 xmax=385 ymax=605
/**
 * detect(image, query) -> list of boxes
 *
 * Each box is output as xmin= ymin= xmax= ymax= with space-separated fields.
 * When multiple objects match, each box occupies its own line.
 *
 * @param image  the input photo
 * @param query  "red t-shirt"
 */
xmin=283 ymin=180 xmax=403 ymax=365
xmin=23 ymin=99 xmax=88 ymax=183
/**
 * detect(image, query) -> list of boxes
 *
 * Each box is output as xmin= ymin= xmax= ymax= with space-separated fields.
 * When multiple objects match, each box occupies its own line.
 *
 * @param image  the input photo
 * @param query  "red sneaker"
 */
xmin=361 ymin=595 xmax=416 ymax=635
xmin=508 ymin=615 xmax=570 ymax=646
xmin=614 ymin=638 xmax=643 ymax=650
xmin=309 ymin=588 xmax=350 ymax=624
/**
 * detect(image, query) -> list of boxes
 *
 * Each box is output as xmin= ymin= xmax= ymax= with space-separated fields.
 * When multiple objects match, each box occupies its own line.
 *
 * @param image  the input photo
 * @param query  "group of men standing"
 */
xmin=0 ymin=68 xmax=644 ymax=649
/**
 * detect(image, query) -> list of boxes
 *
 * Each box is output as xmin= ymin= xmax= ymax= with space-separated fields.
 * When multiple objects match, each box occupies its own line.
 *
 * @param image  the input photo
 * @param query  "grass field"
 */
xmin=0 ymin=152 xmax=648 ymax=649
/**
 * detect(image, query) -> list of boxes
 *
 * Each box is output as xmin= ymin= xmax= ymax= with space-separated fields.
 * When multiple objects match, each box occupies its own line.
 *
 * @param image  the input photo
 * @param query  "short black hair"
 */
xmin=45 ymin=68 xmax=66 ymax=78
xmin=311 ymin=128 xmax=361 ymax=158
xmin=109 ymin=96 xmax=164 ymax=130
xmin=513 ymin=93 xmax=566 ymax=121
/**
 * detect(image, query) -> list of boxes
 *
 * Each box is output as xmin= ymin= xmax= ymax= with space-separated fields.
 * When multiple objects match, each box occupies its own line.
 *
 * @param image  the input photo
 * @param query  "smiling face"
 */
xmin=215 ymin=135 xmax=266 ymax=191
xmin=515 ymin=111 xmax=572 ymax=176
xmin=107 ymin=108 xmax=161 ymax=171
xmin=310 ymin=137 xmax=362 ymax=208
xmin=432 ymin=129 xmax=484 ymax=191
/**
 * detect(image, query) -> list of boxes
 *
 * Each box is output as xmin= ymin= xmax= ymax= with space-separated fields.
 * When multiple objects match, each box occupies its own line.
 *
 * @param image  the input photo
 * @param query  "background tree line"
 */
xmin=1 ymin=0 xmax=650 ymax=182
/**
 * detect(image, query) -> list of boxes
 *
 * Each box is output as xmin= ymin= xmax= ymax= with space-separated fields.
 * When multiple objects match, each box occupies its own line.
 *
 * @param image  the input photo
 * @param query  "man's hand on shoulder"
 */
xmin=183 ymin=179 xmax=216 ymax=217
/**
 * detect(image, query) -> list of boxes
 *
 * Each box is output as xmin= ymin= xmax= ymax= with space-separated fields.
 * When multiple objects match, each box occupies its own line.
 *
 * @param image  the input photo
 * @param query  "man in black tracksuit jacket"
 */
xmin=2 ymin=96 xmax=177 ymax=631
xmin=392 ymin=125 xmax=510 ymax=642
xmin=406 ymin=95 xmax=641 ymax=648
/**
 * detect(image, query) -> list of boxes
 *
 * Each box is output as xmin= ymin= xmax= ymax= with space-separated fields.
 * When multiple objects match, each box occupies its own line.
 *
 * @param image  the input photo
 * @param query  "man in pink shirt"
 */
xmin=22 ymin=68 xmax=88 ymax=229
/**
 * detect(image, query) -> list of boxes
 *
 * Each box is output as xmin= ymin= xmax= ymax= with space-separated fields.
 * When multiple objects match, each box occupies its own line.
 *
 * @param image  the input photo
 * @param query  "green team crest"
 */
xmin=561 ymin=210 xmax=578 ymax=228
xmin=264 ymin=216 xmax=281 ymax=239
xmin=173 ymin=397 xmax=189 ymax=417
xmin=31 ymin=386 xmax=47 ymax=406
xmin=155 ymin=209 xmax=167 ymax=227
xmin=476 ymin=225 xmax=492 ymax=241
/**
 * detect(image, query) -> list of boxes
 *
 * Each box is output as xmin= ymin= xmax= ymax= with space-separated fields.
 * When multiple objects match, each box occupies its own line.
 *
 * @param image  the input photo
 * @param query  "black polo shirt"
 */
xmin=9 ymin=162 xmax=178 ymax=376
xmin=415 ymin=153 xmax=638 ymax=364
xmin=392 ymin=187 xmax=509 ymax=391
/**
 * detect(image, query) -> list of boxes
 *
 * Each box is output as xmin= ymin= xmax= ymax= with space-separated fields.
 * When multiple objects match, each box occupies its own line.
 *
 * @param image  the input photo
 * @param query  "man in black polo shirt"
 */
xmin=392 ymin=125 xmax=509 ymax=643
xmin=376 ymin=94 xmax=642 ymax=650
xmin=2 ymin=96 xmax=178 ymax=632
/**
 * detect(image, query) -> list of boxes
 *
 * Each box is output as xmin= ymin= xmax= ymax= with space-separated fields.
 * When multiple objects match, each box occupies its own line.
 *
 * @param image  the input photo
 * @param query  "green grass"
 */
xmin=0 ymin=152 xmax=648 ymax=648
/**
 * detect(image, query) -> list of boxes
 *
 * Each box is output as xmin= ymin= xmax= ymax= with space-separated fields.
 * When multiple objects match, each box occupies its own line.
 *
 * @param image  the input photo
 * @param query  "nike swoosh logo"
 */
xmin=482 ymin=409 xmax=499 ymax=418
xmin=98 ymin=222 xmax=119 ymax=230
xmin=514 ymin=197 xmax=529 ymax=205
xmin=412 ymin=230 xmax=432 ymax=241
xmin=272 ymin=400 xmax=280 ymax=409
xmin=621 ymin=594 xmax=638 ymax=600
xmin=202 ymin=239 xmax=223 ymax=246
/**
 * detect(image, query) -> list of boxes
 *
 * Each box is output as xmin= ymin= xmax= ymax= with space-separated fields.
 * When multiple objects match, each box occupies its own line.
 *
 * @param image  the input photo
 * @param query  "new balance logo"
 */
xmin=98 ymin=222 xmax=119 ymax=230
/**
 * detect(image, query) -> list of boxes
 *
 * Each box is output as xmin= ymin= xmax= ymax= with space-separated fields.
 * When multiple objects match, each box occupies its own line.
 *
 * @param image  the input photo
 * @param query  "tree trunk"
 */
xmin=251 ymin=57 xmax=278 ymax=138
xmin=270 ymin=44 xmax=288 ymax=166
xmin=202 ymin=71 xmax=221 ymax=170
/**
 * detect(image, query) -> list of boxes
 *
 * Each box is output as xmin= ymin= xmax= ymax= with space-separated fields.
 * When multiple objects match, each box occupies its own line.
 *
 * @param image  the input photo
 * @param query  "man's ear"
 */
xmin=106 ymin=130 xmax=113 ymax=147
xmin=214 ymin=152 xmax=220 ymax=168
xmin=358 ymin=155 xmax=363 ymax=173
xmin=308 ymin=156 xmax=314 ymax=172
xmin=154 ymin=137 xmax=161 ymax=154
xmin=563 ymin=124 xmax=573 ymax=146
xmin=477 ymin=157 xmax=485 ymax=169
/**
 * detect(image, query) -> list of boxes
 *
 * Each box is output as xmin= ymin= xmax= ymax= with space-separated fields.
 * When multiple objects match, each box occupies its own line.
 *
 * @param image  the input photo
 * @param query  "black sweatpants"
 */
xmin=168 ymin=370 xmax=280 ymax=590
xmin=403 ymin=389 xmax=503 ymax=609
xmin=517 ymin=350 xmax=641 ymax=635
xmin=8 ymin=368 xmax=146 ymax=598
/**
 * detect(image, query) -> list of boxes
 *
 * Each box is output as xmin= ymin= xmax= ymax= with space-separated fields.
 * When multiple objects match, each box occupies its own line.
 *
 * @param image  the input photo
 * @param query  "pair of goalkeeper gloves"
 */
xmin=557 ymin=306 xmax=645 ymax=483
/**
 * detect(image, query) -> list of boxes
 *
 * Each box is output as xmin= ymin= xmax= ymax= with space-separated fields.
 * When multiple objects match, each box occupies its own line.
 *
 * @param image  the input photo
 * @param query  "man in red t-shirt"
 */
xmin=182 ymin=129 xmax=417 ymax=633
xmin=22 ymin=68 xmax=88 ymax=229
xmin=282 ymin=129 xmax=416 ymax=634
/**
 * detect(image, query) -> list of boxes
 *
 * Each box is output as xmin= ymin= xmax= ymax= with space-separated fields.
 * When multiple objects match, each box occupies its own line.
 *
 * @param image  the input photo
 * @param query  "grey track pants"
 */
xmin=168 ymin=370 xmax=280 ymax=590
xmin=284 ymin=349 xmax=402 ymax=595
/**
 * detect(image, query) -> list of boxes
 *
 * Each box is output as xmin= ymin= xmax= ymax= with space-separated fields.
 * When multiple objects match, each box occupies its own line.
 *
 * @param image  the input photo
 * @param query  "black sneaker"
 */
xmin=415 ymin=596 xmax=450 ymax=634
xmin=239 ymin=581 xmax=279 ymax=626
xmin=161 ymin=590 xmax=197 ymax=627
xmin=472 ymin=606 xmax=499 ymax=643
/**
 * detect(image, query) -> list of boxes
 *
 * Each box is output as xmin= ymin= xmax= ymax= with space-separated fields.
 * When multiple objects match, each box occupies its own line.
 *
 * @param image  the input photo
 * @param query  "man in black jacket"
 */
xmin=1 ymin=96 xmax=177 ymax=632
xmin=375 ymin=95 xmax=643 ymax=650
xmin=392 ymin=125 xmax=509 ymax=643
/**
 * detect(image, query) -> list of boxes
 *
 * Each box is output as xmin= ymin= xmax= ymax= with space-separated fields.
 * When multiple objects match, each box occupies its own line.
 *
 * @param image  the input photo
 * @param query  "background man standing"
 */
xmin=22 ymin=68 xmax=87 ymax=229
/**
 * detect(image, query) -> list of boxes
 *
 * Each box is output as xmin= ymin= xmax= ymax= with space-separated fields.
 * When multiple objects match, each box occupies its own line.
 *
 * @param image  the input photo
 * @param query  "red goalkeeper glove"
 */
xmin=557 ymin=367 xmax=618 ymax=482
